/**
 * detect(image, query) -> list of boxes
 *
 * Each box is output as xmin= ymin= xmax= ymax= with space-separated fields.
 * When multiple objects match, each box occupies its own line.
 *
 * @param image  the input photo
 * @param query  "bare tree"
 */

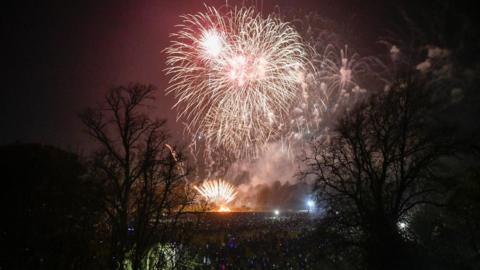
xmin=300 ymin=78 xmax=453 ymax=269
xmin=80 ymin=84 xmax=195 ymax=270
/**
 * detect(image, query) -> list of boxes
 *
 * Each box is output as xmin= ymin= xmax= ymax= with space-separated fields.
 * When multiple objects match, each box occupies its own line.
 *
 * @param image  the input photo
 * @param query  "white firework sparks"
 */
xmin=194 ymin=179 xmax=238 ymax=206
xmin=165 ymin=5 xmax=312 ymax=159
xmin=280 ymin=47 xmax=371 ymax=157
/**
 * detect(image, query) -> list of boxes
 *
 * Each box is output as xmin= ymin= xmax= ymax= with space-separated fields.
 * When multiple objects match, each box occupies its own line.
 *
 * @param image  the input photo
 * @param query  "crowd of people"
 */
xmin=184 ymin=212 xmax=320 ymax=269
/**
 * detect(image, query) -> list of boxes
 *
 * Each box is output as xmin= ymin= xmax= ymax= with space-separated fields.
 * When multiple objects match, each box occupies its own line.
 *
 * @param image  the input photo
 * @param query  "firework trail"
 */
xmin=165 ymin=5 xmax=312 ymax=159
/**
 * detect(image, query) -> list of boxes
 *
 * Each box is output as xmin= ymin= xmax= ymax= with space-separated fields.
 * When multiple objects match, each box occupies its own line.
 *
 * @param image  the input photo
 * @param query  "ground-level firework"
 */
xmin=194 ymin=179 xmax=237 ymax=211
xmin=165 ymin=5 xmax=312 ymax=159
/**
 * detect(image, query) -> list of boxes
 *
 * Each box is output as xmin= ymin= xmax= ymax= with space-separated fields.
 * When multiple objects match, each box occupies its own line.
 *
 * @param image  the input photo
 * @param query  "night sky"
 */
xmin=3 ymin=0 xmax=394 ymax=150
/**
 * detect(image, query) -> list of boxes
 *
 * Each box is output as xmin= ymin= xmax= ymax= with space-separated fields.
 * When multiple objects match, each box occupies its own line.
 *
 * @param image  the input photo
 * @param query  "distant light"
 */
xmin=307 ymin=199 xmax=315 ymax=208
xmin=274 ymin=209 xmax=280 ymax=216
xmin=398 ymin=221 xmax=407 ymax=230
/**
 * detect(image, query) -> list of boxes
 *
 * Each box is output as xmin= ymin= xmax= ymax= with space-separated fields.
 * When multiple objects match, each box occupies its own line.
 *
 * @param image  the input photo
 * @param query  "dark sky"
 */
xmin=0 ymin=0 xmax=430 ymax=150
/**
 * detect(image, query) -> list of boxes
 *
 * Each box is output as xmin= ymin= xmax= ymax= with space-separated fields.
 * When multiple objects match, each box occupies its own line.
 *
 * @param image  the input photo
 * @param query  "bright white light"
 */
xmin=398 ymin=222 xmax=407 ymax=230
xmin=194 ymin=179 xmax=237 ymax=206
xmin=200 ymin=29 xmax=223 ymax=58
xmin=274 ymin=209 xmax=280 ymax=216
xmin=307 ymin=199 xmax=315 ymax=208
xmin=217 ymin=205 xmax=232 ymax=212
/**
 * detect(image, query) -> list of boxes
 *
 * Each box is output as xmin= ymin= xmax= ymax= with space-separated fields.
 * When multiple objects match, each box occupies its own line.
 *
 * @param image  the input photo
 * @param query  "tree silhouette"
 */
xmin=80 ymin=84 xmax=195 ymax=269
xmin=300 ymin=78 xmax=453 ymax=269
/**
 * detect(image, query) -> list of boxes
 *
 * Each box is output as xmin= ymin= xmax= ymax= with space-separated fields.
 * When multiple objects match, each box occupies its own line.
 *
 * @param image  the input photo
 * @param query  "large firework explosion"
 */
xmin=194 ymin=179 xmax=238 ymax=211
xmin=163 ymin=5 xmax=469 ymax=214
xmin=165 ymin=5 xmax=312 ymax=159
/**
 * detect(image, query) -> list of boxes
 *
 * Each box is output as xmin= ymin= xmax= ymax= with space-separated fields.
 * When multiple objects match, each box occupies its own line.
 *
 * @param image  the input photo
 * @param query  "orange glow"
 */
xmin=217 ymin=205 xmax=232 ymax=212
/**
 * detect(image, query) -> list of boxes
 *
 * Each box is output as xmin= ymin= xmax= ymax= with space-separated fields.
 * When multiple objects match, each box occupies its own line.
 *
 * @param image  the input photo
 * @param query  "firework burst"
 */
xmin=283 ymin=21 xmax=376 ymax=153
xmin=194 ymin=179 xmax=238 ymax=207
xmin=165 ymin=5 xmax=312 ymax=159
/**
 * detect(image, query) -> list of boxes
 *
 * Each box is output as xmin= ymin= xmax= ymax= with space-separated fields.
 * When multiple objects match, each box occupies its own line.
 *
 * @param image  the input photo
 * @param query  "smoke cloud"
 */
xmin=226 ymin=142 xmax=312 ymax=210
